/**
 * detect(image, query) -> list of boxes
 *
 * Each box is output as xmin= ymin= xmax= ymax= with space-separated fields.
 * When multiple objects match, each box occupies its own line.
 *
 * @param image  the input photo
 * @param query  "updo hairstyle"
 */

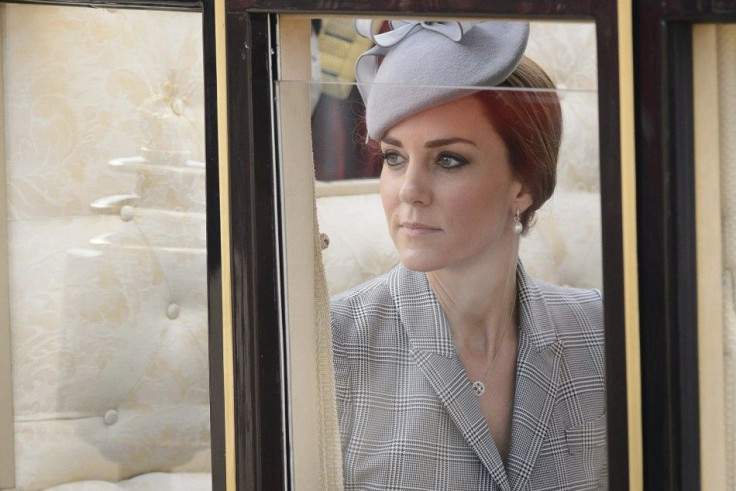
xmin=473 ymin=56 xmax=562 ymax=231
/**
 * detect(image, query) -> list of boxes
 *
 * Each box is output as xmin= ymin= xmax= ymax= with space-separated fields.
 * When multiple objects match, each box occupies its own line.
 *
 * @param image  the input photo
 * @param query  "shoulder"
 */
xmin=535 ymin=280 xmax=603 ymax=315
xmin=330 ymin=266 xmax=402 ymax=346
xmin=330 ymin=268 xmax=396 ymax=320
xmin=531 ymin=278 xmax=604 ymax=339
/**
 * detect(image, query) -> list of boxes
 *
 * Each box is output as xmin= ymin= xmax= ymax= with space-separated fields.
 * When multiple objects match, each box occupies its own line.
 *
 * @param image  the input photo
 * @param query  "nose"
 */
xmin=398 ymin=161 xmax=432 ymax=206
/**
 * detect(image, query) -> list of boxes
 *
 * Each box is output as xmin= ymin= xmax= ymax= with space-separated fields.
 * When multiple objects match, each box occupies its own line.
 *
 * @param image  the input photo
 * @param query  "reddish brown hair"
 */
xmin=473 ymin=56 xmax=562 ymax=231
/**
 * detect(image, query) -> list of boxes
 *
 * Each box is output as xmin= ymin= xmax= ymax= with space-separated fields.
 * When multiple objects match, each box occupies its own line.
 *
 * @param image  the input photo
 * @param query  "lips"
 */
xmin=399 ymin=222 xmax=442 ymax=236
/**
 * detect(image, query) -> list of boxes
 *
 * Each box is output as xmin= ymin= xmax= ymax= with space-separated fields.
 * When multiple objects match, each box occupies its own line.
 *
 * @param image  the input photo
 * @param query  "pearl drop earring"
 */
xmin=513 ymin=209 xmax=523 ymax=234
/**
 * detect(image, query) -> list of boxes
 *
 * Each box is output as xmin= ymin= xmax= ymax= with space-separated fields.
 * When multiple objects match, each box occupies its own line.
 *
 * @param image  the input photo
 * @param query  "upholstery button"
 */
xmin=167 ymin=303 xmax=180 ymax=320
xmin=104 ymin=409 xmax=118 ymax=425
xmin=171 ymin=98 xmax=185 ymax=116
xmin=120 ymin=205 xmax=135 ymax=222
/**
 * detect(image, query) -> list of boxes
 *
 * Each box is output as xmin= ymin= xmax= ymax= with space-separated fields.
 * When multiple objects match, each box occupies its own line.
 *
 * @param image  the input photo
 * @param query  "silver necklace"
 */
xmin=470 ymin=312 xmax=515 ymax=397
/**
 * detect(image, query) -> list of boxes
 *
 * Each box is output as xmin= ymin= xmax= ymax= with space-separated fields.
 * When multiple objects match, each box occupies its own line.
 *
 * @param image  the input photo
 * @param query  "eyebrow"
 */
xmin=380 ymin=136 xmax=477 ymax=148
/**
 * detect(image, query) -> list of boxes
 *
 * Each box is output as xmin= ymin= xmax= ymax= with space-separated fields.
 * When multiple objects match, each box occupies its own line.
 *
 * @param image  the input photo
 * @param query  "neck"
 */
xmin=426 ymin=238 xmax=519 ymax=356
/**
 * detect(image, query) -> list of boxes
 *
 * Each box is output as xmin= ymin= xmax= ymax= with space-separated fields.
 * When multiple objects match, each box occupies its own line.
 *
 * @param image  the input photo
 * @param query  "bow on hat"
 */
xmin=354 ymin=20 xmax=477 ymax=99
xmin=354 ymin=19 xmax=476 ymax=47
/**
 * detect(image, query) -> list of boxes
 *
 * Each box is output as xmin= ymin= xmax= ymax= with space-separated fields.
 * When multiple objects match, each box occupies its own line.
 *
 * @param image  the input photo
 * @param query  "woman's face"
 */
xmin=379 ymin=95 xmax=531 ymax=273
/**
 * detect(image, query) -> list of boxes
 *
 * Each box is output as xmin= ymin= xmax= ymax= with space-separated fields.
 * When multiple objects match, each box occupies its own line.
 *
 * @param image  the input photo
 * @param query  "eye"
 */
xmin=380 ymin=151 xmax=407 ymax=167
xmin=436 ymin=152 xmax=469 ymax=169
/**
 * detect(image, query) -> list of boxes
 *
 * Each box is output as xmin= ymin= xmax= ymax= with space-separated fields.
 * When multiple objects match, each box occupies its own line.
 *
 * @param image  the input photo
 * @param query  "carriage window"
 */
xmin=275 ymin=16 xmax=605 ymax=488
xmin=0 ymin=4 xmax=210 ymax=489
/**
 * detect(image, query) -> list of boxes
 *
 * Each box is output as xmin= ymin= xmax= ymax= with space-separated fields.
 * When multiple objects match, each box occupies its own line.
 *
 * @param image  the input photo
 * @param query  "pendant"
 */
xmin=472 ymin=381 xmax=485 ymax=396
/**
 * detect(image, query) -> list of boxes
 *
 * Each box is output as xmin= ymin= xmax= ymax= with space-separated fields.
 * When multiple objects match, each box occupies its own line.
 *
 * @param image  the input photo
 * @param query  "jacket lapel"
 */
xmin=389 ymin=265 xmax=511 ymax=490
xmin=506 ymin=263 xmax=563 ymax=490
xmin=388 ymin=263 xmax=563 ymax=490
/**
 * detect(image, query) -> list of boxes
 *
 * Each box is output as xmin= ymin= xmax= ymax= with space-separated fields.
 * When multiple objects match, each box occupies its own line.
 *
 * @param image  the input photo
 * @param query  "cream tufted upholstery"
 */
xmin=4 ymin=5 xmax=210 ymax=490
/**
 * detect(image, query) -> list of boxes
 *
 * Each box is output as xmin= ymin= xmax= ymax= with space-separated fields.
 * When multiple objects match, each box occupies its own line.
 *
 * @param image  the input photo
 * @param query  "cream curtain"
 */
xmin=314 ymin=196 xmax=344 ymax=490
xmin=719 ymin=23 xmax=736 ymax=490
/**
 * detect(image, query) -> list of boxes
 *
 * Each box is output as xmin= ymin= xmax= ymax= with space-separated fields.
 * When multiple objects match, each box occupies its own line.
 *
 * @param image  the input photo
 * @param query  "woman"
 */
xmin=331 ymin=20 xmax=606 ymax=490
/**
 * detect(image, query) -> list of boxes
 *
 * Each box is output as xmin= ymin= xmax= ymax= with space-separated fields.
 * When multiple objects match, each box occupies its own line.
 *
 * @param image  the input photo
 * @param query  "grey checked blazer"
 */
xmin=331 ymin=262 xmax=607 ymax=490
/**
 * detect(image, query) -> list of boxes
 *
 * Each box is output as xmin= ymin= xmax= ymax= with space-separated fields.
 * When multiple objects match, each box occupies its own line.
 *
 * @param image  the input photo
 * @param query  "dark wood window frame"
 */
xmin=224 ymin=1 xmax=633 ymax=489
xmin=634 ymin=0 xmax=736 ymax=488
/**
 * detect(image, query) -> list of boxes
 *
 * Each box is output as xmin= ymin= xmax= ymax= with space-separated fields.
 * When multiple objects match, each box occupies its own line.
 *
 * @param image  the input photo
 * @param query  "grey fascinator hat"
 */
xmin=355 ymin=19 xmax=530 ymax=140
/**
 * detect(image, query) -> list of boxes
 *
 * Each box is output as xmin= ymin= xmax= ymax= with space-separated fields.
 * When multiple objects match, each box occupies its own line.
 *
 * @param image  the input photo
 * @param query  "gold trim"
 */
xmin=617 ymin=0 xmax=643 ymax=488
xmin=215 ymin=0 xmax=236 ymax=489
xmin=693 ymin=24 xmax=727 ymax=490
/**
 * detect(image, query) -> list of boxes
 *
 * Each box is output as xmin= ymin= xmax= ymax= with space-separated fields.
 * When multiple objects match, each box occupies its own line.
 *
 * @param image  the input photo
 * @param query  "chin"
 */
xmin=397 ymin=252 xmax=447 ymax=273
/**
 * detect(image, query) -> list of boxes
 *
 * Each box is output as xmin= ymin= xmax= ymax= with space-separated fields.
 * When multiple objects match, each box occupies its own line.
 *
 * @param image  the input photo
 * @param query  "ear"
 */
xmin=512 ymin=184 xmax=534 ymax=215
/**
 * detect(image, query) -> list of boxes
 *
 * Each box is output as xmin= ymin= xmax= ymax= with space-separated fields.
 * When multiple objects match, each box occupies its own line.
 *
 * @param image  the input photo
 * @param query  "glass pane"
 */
xmin=1 ymin=4 xmax=210 ymax=489
xmin=276 ymin=16 xmax=605 ymax=489
xmin=306 ymin=19 xmax=598 ymax=183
